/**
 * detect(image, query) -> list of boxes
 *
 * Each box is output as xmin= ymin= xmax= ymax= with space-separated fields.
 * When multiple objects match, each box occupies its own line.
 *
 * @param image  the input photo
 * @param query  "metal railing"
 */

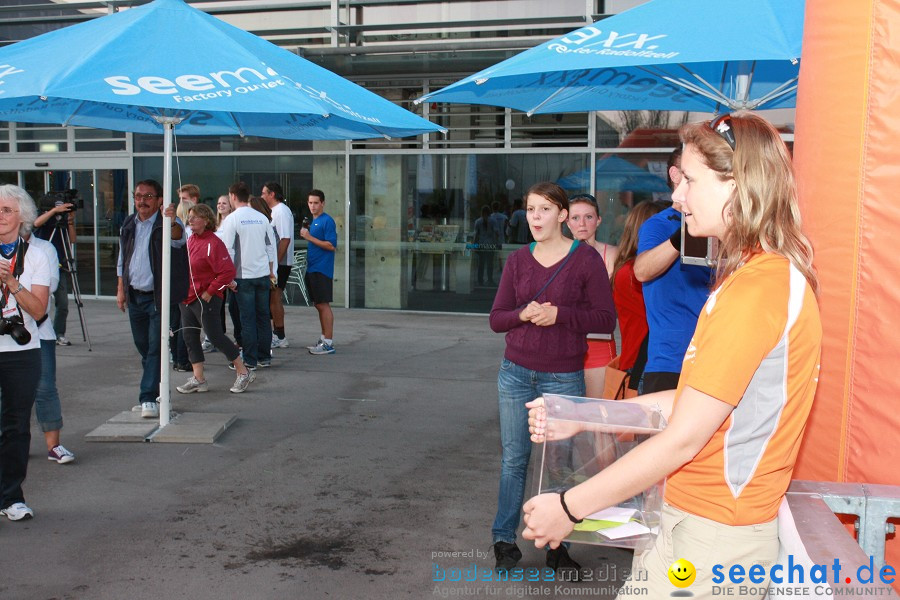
xmin=789 ymin=480 xmax=900 ymax=572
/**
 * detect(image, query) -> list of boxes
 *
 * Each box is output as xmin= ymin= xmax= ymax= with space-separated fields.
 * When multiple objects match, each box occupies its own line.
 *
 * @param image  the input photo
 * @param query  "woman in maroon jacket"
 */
xmin=176 ymin=203 xmax=254 ymax=395
xmin=488 ymin=182 xmax=616 ymax=574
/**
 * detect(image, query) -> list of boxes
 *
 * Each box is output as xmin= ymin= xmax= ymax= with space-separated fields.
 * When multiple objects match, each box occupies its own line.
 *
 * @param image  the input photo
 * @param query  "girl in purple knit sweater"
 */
xmin=488 ymin=182 xmax=616 ymax=575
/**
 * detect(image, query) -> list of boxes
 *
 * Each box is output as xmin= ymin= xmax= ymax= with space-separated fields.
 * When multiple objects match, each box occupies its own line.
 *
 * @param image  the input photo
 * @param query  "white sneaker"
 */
xmin=48 ymin=445 xmax=75 ymax=464
xmin=271 ymin=336 xmax=290 ymax=349
xmin=230 ymin=370 xmax=256 ymax=393
xmin=141 ymin=402 xmax=160 ymax=418
xmin=309 ymin=340 xmax=336 ymax=355
xmin=133 ymin=397 xmax=161 ymax=412
xmin=56 ymin=336 xmax=71 ymax=346
xmin=1 ymin=502 xmax=34 ymax=521
xmin=176 ymin=376 xmax=209 ymax=394
xmin=201 ymin=338 xmax=215 ymax=353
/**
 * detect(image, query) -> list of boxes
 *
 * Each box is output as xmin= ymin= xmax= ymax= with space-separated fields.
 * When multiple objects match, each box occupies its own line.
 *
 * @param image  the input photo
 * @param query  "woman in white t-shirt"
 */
xmin=0 ymin=184 xmax=51 ymax=521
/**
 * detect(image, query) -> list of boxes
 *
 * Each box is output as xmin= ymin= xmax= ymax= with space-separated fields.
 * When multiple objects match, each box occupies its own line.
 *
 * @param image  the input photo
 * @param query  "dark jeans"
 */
xmin=0 ymin=348 xmax=41 ymax=509
xmin=53 ymin=271 xmax=69 ymax=336
xmin=127 ymin=289 xmax=162 ymax=405
xmin=235 ymin=277 xmax=272 ymax=367
xmin=228 ymin=289 xmax=241 ymax=346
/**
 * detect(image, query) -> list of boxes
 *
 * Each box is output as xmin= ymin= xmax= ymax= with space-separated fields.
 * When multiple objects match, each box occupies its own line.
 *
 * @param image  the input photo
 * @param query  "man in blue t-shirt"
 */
xmin=634 ymin=148 xmax=711 ymax=393
xmin=301 ymin=189 xmax=338 ymax=355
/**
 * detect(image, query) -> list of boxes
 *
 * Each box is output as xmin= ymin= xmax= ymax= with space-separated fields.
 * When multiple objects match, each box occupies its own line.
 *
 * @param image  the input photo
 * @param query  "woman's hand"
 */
xmin=526 ymin=396 xmax=586 ymax=443
xmin=526 ymin=397 xmax=546 ymax=442
xmin=518 ymin=301 xmax=541 ymax=322
xmin=529 ymin=302 xmax=558 ymax=327
xmin=0 ymin=258 xmax=12 ymax=286
xmin=522 ymin=493 xmax=574 ymax=549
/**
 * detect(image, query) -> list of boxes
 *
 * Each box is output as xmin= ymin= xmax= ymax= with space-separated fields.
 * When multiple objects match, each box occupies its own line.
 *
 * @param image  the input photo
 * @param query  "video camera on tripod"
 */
xmin=36 ymin=188 xmax=92 ymax=350
xmin=39 ymin=189 xmax=79 ymax=225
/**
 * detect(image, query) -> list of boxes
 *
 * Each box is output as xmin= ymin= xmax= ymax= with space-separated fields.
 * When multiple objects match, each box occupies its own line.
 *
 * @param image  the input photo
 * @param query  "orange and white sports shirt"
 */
xmin=665 ymin=253 xmax=822 ymax=526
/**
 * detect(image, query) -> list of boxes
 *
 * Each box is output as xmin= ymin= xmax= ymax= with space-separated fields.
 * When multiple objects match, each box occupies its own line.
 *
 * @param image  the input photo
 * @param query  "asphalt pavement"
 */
xmin=1 ymin=299 xmax=631 ymax=600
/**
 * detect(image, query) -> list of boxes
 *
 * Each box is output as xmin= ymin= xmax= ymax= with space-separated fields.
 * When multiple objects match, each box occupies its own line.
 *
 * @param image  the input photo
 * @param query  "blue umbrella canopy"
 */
xmin=0 ymin=0 xmax=441 ymax=428
xmin=418 ymin=0 xmax=803 ymax=114
xmin=557 ymin=156 xmax=670 ymax=193
xmin=0 ymin=0 xmax=442 ymax=139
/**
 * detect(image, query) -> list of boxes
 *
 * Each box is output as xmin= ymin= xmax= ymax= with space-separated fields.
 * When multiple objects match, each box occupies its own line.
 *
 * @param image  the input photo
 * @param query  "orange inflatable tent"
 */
xmin=793 ymin=0 xmax=900 ymax=584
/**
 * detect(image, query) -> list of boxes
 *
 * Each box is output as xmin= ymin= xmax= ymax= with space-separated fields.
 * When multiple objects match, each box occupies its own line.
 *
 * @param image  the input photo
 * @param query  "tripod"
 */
xmin=46 ymin=214 xmax=92 ymax=351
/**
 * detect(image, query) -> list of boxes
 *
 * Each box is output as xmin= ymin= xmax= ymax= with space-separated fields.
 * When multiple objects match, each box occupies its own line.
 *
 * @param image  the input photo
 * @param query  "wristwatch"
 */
xmin=10 ymin=282 xmax=24 ymax=295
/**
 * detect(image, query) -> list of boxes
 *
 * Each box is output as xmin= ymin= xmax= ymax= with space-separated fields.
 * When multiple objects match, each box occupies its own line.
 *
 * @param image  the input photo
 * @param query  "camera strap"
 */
xmin=12 ymin=236 xmax=28 ymax=278
xmin=0 ymin=238 xmax=30 ymax=321
xmin=516 ymin=240 xmax=579 ymax=309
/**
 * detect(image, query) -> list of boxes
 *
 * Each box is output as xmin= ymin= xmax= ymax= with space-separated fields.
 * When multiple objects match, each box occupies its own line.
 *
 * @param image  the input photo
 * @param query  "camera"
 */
xmin=39 ymin=189 xmax=79 ymax=221
xmin=0 ymin=314 xmax=31 ymax=346
xmin=301 ymin=216 xmax=311 ymax=229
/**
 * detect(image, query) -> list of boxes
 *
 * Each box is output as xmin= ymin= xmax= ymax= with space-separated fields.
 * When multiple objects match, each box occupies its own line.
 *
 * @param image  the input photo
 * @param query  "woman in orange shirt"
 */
xmin=523 ymin=112 xmax=822 ymax=599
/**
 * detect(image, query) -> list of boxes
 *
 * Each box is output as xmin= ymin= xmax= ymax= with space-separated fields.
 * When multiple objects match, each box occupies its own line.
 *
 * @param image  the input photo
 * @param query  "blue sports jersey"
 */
xmin=307 ymin=212 xmax=337 ymax=278
xmin=637 ymin=207 xmax=712 ymax=373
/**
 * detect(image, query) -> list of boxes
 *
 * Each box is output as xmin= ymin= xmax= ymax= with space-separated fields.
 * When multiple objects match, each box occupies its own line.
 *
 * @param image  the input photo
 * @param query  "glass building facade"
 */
xmin=0 ymin=0 xmax=795 ymax=314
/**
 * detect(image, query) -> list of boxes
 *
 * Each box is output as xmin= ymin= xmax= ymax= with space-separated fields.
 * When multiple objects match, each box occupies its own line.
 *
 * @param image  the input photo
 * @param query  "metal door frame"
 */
xmin=5 ymin=157 xmax=131 ymax=297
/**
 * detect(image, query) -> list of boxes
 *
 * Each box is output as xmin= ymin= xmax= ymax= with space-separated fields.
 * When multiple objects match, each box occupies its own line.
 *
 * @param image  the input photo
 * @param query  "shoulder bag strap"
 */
xmin=518 ymin=241 xmax=579 ymax=308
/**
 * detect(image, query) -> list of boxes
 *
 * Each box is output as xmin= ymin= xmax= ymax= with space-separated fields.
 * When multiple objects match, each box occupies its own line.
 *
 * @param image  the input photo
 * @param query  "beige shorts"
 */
xmin=616 ymin=503 xmax=779 ymax=600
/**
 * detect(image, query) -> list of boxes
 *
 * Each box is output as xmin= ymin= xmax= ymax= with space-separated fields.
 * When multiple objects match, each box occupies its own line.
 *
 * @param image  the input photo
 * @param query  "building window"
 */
xmin=15 ymin=123 xmax=67 ymax=153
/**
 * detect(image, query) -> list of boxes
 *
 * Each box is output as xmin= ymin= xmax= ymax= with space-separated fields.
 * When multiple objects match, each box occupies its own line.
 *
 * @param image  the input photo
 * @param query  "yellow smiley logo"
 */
xmin=667 ymin=558 xmax=696 ymax=588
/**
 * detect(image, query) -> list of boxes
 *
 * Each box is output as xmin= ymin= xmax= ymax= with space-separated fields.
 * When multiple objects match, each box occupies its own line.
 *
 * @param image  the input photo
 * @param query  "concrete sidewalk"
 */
xmin=1 ymin=300 xmax=631 ymax=600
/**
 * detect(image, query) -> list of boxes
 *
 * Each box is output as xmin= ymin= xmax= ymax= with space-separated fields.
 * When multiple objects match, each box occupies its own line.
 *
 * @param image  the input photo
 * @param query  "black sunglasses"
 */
xmin=569 ymin=193 xmax=598 ymax=205
xmin=709 ymin=114 xmax=736 ymax=150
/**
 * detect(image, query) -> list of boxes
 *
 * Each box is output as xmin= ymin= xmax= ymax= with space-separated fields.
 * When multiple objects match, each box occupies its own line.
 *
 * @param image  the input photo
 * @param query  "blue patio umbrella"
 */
xmin=0 ymin=0 xmax=442 ymax=427
xmin=418 ymin=0 xmax=803 ymax=114
xmin=0 ymin=0 xmax=441 ymax=140
xmin=557 ymin=156 xmax=670 ymax=193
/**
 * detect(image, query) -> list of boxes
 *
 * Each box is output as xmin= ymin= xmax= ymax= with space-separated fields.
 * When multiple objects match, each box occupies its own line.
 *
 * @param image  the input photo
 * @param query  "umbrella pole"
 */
xmin=159 ymin=120 xmax=174 ymax=428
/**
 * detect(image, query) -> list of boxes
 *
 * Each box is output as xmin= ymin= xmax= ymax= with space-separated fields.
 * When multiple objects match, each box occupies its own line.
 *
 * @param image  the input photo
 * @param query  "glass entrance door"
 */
xmin=22 ymin=168 xmax=129 ymax=297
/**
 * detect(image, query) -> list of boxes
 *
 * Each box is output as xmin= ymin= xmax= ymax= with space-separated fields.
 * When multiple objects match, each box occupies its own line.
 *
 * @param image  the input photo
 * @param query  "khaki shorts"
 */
xmin=616 ymin=503 xmax=779 ymax=600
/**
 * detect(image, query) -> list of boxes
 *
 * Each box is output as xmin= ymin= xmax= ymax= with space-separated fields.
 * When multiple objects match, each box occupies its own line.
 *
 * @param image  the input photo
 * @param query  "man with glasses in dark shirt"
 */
xmin=116 ymin=180 xmax=188 ymax=418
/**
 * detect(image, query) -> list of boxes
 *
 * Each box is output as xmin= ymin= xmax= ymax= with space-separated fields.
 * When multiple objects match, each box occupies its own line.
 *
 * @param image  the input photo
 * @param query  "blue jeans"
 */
xmin=34 ymin=339 xmax=63 ymax=432
xmin=127 ymin=289 xmax=162 ymax=405
xmin=492 ymin=358 xmax=585 ymax=544
xmin=236 ymin=276 xmax=272 ymax=367
xmin=53 ymin=273 xmax=69 ymax=336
